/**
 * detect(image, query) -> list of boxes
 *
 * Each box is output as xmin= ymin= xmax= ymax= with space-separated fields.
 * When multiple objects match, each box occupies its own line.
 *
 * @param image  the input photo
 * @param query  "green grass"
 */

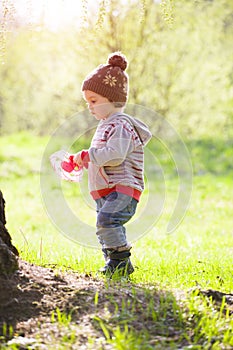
xmin=0 ymin=132 xmax=233 ymax=349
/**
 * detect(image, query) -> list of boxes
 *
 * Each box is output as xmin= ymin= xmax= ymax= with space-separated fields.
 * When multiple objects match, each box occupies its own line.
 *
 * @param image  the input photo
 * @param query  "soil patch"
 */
xmin=0 ymin=259 xmax=189 ymax=349
xmin=1 ymin=260 xmax=232 ymax=349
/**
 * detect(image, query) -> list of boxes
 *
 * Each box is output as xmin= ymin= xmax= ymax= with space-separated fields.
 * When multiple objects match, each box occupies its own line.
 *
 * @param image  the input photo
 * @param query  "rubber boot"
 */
xmin=99 ymin=249 xmax=134 ymax=277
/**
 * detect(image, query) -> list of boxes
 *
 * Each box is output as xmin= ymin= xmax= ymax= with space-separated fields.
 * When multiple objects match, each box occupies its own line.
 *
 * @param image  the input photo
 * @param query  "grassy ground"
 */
xmin=0 ymin=132 xmax=233 ymax=349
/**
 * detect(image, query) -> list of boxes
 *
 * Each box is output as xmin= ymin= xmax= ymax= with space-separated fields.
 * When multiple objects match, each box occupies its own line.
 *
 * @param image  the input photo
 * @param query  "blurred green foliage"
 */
xmin=0 ymin=0 xmax=233 ymax=138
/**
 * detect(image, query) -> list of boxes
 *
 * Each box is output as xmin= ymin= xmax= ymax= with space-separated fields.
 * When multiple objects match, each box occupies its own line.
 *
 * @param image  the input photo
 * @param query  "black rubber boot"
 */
xmin=99 ymin=249 xmax=134 ymax=277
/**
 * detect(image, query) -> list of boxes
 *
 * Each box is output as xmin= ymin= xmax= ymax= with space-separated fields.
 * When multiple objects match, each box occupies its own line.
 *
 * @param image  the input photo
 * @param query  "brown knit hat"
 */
xmin=82 ymin=52 xmax=129 ymax=103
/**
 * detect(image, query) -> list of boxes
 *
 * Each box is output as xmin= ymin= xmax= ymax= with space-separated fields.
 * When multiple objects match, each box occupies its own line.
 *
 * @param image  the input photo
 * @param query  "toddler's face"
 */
xmin=83 ymin=90 xmax=115 ymax=120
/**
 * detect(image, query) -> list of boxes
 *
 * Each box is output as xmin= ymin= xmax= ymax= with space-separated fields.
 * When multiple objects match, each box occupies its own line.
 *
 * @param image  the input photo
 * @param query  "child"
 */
xmin=74 ymin=52 xmax=151 ymax=276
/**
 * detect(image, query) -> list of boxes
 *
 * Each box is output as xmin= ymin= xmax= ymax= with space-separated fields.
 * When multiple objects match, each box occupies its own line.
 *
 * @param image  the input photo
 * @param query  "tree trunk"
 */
xmin=0 ymin=190 xmax=19 ymax=276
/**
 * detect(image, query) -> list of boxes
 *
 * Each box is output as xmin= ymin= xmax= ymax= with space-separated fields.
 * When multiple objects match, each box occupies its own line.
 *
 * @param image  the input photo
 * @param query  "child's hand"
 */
xmin=73 ymin=150 xmax=90 ymax=169
xmin=73 ymin=152 xmax=83 ymax=167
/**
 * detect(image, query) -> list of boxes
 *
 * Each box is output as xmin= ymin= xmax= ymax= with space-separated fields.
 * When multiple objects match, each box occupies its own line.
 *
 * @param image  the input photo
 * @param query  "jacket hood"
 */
xmin=106 ymin=112 xmax=152 ymax=146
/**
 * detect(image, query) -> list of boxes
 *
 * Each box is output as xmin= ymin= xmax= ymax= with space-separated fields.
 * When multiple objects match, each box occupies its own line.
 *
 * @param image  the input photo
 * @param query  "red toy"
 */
xmin=61 ymin=155 xmax=79 ymax=173
xmin=50 ymin=150 xmax=84 ymax=182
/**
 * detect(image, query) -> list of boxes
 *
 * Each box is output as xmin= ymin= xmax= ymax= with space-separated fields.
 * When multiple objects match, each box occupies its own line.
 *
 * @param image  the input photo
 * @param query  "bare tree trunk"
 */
xmin=0 ymin=191 xmax=19 ymax=276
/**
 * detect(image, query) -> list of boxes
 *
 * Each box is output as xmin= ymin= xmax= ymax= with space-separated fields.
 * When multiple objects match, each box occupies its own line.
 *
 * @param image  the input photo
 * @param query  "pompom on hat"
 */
xmin=82 ymin=52 xmax=129 ymax=103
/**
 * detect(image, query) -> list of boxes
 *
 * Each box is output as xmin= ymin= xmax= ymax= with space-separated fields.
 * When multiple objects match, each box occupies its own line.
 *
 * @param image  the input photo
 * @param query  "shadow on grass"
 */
xmin=1 ymin=260 xmax=233 ymax=349
xmin=0 ymin=260 xmax=188 ymax=348
xmin=66 ymin=281 xmax=189 ymax=349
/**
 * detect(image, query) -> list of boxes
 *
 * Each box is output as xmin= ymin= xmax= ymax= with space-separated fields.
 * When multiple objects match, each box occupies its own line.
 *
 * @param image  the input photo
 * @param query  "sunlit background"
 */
xmin=11 ymin=0 xmax=103 ymax=30
xmin=0 ymin=0 xmax=232 ymax=139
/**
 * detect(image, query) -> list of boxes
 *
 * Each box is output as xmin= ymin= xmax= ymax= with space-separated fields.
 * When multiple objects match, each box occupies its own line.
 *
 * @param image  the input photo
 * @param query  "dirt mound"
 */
xmin=0 ymin=260 xmax=104 ymax=344
xmin=0 ymin=259 xmax=187 ymax=349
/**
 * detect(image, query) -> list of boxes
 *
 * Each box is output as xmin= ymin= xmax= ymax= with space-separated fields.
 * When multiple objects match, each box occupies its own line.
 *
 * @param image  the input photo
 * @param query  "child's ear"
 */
xmin=113 ymin=102 xmax=125 ymax=108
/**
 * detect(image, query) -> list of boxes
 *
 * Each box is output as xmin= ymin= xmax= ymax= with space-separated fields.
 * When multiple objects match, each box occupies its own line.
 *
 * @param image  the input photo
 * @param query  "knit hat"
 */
xmin=82 ymin=52 xmax=129 ymax=103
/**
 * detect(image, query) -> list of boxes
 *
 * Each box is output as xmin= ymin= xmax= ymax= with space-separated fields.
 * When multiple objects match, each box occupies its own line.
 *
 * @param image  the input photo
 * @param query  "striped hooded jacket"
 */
xmin=87 ymin=112 xmax=152 ymax=201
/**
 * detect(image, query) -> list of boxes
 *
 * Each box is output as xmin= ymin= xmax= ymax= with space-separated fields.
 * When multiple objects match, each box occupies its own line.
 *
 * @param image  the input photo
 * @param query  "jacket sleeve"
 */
xmin=88 ymin=123 xmax=135 ymax=167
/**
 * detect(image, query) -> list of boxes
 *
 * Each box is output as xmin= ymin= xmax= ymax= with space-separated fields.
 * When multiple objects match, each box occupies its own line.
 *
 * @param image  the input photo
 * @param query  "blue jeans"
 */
xmin=95 ymin=192 xmax=138 ymax=249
